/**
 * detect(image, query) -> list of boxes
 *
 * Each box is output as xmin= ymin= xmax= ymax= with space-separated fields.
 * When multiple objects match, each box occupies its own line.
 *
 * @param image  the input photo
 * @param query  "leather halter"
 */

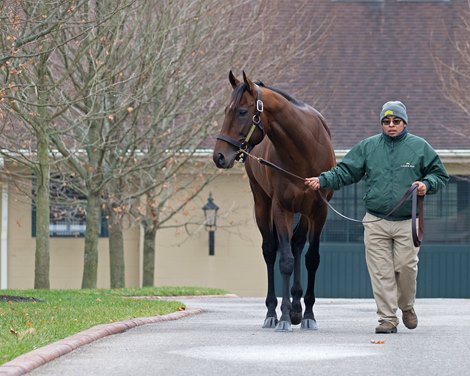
xmin=216 ymin=85 xmax=264 ymax=162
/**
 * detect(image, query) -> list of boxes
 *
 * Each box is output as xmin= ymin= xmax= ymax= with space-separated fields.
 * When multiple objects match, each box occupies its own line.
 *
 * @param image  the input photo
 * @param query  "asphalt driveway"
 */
xmin=3 ymin=296 xmax=470 ymax=376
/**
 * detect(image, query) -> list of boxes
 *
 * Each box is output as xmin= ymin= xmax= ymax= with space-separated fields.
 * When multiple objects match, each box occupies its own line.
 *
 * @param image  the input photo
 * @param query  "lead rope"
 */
xmin=239 ymin=149 xmax=423 ymax=247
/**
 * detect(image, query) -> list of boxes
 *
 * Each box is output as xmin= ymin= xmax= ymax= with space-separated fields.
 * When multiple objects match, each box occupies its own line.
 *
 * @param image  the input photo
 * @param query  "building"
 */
xmin=1 ymin=0 xmax=469 ymax=297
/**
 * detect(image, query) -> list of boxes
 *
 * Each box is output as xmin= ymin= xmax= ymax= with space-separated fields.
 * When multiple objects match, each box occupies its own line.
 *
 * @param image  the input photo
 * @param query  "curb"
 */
xmin=0 ymin=307 xmax=204 ymax=376
xmin=129 ymin=293 xmax=239 ymax=300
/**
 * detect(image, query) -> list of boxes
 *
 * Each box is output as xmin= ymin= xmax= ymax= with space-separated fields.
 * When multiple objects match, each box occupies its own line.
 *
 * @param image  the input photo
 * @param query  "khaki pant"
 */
xmin=363 ymin=212 xmax=420 ymax=326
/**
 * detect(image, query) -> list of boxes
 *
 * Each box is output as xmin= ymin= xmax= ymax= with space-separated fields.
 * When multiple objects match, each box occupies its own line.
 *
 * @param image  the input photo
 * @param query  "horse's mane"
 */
xmin=256 ymin=81 xmax=332 ymax=138
xmin=231 ymin=81 xmax=304 ymax=108
xmin=255 ymin=81 xmax=304 ymax=107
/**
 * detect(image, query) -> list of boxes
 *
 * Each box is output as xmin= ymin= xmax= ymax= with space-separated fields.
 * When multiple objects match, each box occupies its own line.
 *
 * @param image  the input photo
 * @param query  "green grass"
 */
xmin=0 ymin=286 xmax=227 ymax=365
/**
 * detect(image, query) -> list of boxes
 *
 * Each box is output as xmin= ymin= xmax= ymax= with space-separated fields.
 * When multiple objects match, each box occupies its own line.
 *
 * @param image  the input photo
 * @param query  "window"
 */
xmin=321 ymin=176 xmax=470 ymax=244
xmin=31 ymin=176 xmax=108 ymax=237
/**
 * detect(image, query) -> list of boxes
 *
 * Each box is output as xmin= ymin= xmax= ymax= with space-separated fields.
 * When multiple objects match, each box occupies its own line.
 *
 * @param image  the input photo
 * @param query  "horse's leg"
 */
xmin=261 ymin=223 xmax=278 ymax=328
xmin=272 ymin=202 xmax=294 ymax=332
xmin=250 ymin=182 xmax=278 ymax=328
xmin=290 ymin=215 xmax=308 ymax=326
xmin=302 ymin=207 xmax=328 ymax=330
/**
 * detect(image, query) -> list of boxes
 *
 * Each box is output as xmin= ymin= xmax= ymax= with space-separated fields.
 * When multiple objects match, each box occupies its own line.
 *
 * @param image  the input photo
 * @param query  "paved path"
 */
xmin=2 ymin=297 xmax=470 ymax=375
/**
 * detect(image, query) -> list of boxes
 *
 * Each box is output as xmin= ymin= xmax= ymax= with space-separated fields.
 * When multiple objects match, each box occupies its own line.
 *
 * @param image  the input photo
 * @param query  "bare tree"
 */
xmin=106 ymin=0 xmax=332 ymax=286
xmin=0 ymin=0 xmax=87 ymax=288
xmin=0 ymin=0 xmax=140 ymax=288
xmin=1 ymin=0 xmax=331 ymax=289
xmin=47 ymin=0 xmax=154 ymax=288
xmin=433 ymin=2 xmax=470 ymax=142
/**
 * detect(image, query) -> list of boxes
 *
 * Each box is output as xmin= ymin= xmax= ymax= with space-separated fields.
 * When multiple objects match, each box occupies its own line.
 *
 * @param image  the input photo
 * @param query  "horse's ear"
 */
xmin=242 ymin=71 xmax=256 ymax=94
xmin=229 ymin=70 xmax=240 ymax=89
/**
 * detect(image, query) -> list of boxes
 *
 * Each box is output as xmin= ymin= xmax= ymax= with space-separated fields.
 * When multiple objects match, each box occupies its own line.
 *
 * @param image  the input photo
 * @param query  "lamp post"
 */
xmin=202 ymin=193 xmax=219 ymax=256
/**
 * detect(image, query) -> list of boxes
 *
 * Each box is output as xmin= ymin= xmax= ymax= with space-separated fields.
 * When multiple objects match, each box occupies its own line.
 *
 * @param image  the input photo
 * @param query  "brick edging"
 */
xmin=0 ymin=307 xmax=204 ymax=376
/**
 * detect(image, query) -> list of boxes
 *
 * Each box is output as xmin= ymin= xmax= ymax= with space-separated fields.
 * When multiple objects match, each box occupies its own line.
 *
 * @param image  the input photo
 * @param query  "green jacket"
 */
xmin=319 ymin=131 xmax=449 ymax=220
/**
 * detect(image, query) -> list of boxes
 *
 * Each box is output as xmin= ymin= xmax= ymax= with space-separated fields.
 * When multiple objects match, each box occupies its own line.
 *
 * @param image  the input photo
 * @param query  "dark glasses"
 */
xmin=382 ymin=118 xmax=403 ymax=126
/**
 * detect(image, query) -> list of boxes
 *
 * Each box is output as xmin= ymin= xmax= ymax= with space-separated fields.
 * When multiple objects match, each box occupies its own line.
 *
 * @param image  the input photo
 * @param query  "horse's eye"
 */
xmin=238 ymin=109 xmax=248 ymax=116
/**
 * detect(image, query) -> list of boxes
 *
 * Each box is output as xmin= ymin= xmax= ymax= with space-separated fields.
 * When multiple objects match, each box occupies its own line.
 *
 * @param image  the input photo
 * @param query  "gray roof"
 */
xmin=275 ymin=0 xmax=470 ymax=150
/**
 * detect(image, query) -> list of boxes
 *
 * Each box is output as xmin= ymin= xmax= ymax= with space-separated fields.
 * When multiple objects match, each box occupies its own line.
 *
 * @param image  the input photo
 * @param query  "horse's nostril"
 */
xmin=217 ymin=153 xmax=225 ymax=167
xmin=214 ymin=153 xmax=225 ymax=168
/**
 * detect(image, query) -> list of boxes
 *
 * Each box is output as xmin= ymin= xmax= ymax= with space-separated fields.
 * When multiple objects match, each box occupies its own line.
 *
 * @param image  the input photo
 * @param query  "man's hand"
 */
xmin=305 ymin=177 xmax=321 ymax=190
xmin=413 ymin=181 xmax=427 ymax=196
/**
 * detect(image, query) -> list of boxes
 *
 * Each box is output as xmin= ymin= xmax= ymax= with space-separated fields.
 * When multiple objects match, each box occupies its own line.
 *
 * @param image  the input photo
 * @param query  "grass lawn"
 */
xmin=0 ymin=286 xmax=227 ymax=365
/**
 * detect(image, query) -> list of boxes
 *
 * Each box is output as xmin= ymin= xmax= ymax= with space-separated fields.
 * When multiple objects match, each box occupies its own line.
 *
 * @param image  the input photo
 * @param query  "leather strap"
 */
xmin=248 ymin=151 xmax=424 ymax=247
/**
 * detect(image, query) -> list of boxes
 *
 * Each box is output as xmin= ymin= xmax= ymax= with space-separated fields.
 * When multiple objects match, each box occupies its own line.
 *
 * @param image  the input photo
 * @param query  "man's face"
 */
xmin=381 ymin=116 xmax=406 ymax=137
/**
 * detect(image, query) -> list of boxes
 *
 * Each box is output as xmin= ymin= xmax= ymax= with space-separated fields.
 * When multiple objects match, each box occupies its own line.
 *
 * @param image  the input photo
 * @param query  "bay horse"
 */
xmin=213 ymin=71 xmax=335 ymax=331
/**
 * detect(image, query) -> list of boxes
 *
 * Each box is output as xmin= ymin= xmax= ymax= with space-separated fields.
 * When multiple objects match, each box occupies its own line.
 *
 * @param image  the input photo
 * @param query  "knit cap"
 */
xmin=380 ymin=101 xmax=408 ymax=124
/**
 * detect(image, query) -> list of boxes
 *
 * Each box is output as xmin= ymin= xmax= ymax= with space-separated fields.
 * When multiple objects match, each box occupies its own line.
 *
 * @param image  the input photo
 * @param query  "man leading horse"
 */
xmin=305 ymin=100 xmax=449 ymax=334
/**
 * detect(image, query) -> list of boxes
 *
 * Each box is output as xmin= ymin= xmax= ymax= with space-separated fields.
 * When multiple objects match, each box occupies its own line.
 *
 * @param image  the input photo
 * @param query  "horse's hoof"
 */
xmin=275 ymin=321 xmax=293 ymax=332
xmin=262 ymin=317 xmax=278 ymax=328
xmin=301 ymin=318 xmax=319 ymax=330
xmin=290 ymin=311 xmax=302 ymax=326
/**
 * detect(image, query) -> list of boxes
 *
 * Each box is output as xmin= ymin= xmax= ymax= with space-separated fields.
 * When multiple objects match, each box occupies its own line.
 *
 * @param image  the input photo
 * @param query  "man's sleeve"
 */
xmin=422 ymin=146 xmax=449 ymax=195
xmin=319 ymin=143 xmax=366 ymax=190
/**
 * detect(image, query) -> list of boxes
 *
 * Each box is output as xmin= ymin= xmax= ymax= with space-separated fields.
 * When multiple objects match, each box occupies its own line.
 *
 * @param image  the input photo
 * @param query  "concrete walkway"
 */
xmin=2 ymin=297 xmax=470 ymax=375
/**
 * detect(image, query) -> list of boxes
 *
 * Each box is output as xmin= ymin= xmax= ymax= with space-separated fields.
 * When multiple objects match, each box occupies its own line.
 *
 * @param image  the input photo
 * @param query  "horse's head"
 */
xmin=213 ymin=71 xmax=265 ymax=169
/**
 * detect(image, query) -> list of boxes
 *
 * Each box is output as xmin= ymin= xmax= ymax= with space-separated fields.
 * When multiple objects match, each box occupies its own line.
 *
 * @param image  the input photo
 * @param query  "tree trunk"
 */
xmin=81 ymin=190 xmax=101 ymax=288
xmin=34 ymin=54 xmax=51 ymax=290
xmin=108 ymin=209 xmax=125 ymax=288
xmin=34 ymin=132 xmax=50 ymax=289
xmin=142 ymin=222 xmax=157 ymax=287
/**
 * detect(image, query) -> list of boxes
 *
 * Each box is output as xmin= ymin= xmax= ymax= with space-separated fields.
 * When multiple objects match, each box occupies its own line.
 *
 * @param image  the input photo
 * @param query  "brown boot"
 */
xmin=375 ymin=322 xmax=397 ymax=334
xmin=402 ymin=308 xmax=418 ymax=329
